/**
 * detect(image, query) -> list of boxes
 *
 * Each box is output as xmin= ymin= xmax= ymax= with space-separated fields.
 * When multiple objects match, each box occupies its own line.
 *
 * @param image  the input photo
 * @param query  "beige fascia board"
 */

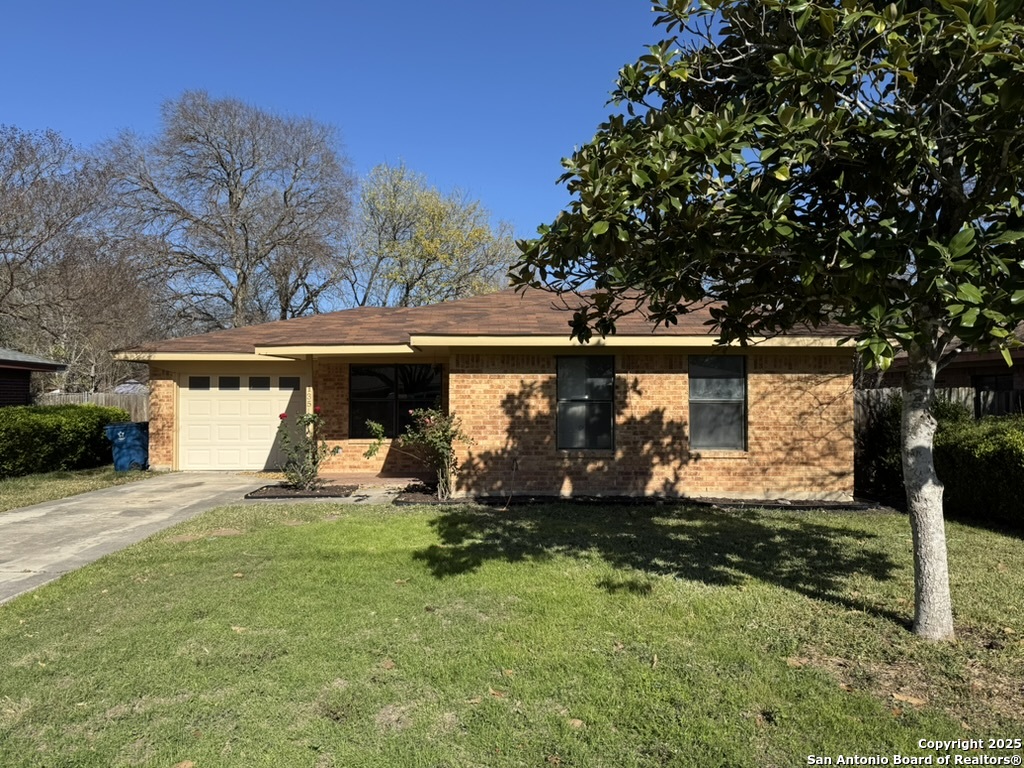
xmin=408 ymin=335 xmax=850 ymax=350
xmin=114 ymin=351 xmax=299 ymax=362
xmin=254 ymin=344 xmax=418 ymax=356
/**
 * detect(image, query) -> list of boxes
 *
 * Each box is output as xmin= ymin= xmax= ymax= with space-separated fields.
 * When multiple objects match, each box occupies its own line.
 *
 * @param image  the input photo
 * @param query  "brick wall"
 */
xmin=148 ymin=367 xmax=175 ymax=471
xmin=448 ymin=351 xmax=854 ymax=500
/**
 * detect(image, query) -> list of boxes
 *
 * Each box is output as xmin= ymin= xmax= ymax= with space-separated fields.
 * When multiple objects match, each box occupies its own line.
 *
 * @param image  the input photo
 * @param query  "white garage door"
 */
xmin=179 ymin=372 xmax=306 ymax=470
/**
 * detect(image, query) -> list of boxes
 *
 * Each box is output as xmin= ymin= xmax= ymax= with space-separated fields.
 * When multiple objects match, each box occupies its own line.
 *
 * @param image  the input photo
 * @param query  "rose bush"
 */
xmin=276 ymin=407 xmax=340 ymax=490
xmin=363 ymin=407 xmax=471 ymax=500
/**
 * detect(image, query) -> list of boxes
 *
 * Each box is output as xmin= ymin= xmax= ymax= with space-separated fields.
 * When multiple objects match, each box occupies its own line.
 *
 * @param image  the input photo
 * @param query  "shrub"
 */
xmin=935 ymin=416 xmax=1024 ymax=528
xmin=855 ymin=394 xmax=905 ymax=503
xmin=0 ymin=405 xmax=131 ymax=478
xmin=856 ymin=392 xmax=1023 ymax=528
xmin=363 ymin=407 xmax=472 ymax=500
xmin=276 ymin=407 xmax=340 ymax=490
xmin=855 ymin=393 xmax=972 ymax=506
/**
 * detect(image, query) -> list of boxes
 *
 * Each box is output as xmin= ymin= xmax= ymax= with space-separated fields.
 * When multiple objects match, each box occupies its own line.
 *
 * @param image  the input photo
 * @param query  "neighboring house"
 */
xmin=117 ymin=289 xmax=855 ymax=501
xmin=112 ymin=379 xmax=149 ymax=395
xmin=0 ymin=348 xmax=66 ymax=407
xmin=865 ymin=343 xmax=1024 ymax=417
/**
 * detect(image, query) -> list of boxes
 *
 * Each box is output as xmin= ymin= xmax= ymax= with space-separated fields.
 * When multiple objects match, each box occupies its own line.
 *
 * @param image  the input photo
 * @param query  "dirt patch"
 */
xmin=165 ymin=534 xmax=203 ymax=543
xmin=374 ymin=704 xmax=412 ymax=731
xmin=801 ymin=630 xmax=1024 ymax=730
xmin=245 ymin=484 xmax=357 ymax=500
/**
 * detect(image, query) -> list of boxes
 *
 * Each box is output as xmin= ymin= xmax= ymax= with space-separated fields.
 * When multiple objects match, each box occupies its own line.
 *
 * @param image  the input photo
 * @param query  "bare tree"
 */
xmin=343 ymin=162 xmax=515 ymax=307
xmin=3 ymin=232 xmax=169 ymax=392
xmin=111 ymin=91 xmax=355 ymax=329
xmin=0 ymin=126 xmax=106 ymax=317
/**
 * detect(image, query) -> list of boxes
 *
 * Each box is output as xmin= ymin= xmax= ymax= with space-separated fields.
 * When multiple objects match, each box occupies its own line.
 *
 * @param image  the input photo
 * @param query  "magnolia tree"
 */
xmin=514 ymin=0 xmax=1024 ymax=640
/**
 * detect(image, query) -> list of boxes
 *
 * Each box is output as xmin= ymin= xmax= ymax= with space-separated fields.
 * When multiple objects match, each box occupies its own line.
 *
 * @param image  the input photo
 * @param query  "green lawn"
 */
xmin=0 ymin=502 xmax=1020 ymax=767
xmin=0 ymin=467 xmax=155 ymax=514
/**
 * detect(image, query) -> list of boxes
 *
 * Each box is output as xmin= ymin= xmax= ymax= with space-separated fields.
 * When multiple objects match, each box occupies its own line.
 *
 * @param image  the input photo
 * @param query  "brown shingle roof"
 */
xmin=124 ymin=288 xmax=844 ymax=355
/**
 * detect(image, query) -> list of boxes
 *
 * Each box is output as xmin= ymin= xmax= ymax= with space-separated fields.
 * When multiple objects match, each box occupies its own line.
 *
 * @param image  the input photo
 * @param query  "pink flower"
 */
xmin=408 ymin=409 xmax=414 ymax=415
xmin=279 ymin=413 xmax=288 ymax=420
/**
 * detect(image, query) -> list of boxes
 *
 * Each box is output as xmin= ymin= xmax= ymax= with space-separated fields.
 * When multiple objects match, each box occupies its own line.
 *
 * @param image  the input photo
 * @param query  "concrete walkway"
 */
xmin=0 ymin=473 xmax=264 ymax=605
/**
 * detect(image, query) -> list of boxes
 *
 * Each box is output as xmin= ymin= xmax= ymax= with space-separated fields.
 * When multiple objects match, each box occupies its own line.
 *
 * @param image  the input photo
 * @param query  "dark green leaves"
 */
xmin=513 ymin=0 xmax=1024 ymax=367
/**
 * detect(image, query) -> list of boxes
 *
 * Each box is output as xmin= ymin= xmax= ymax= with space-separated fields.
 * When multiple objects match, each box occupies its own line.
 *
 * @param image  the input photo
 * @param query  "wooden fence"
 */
xmin=855 ymin=385 xmax=1024 ymax=432
xmin=35 ymin=392 xmax=149 ymax=422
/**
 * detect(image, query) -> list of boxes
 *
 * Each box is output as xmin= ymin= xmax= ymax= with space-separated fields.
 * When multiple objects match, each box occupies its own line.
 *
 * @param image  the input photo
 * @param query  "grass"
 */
xmin=0 ymin=502 xmax=1020 ymax=767
xmin=0 ymin=467 xmax=155 ymax=513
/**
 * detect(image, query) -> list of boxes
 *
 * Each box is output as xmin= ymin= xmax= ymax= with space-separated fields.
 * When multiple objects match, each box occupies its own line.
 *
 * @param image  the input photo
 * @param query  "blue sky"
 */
xmin=4 ymin=1 xmax=662 ymax=239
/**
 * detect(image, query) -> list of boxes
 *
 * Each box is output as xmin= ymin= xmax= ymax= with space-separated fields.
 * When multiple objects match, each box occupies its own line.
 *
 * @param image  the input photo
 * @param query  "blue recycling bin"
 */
xmin=104 ymin=422 xmax=149 ymax=471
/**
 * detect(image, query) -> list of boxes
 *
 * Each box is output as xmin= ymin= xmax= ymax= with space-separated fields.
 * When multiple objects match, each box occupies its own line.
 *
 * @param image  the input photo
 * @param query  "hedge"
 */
xmin=855 ymin=394 xmax=972 ymax=505
xmin=0 ymin=404 xmax=131 ymax=478
xmin=856 ymin=395 xmax=1023 ymax=528
xmin=935 ymin=416 xmax=1024 ymax=528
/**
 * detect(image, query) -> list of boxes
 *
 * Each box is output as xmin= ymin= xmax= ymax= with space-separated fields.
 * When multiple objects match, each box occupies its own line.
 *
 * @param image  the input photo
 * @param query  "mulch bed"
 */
xmin=245 ymin=484 xmax=359 ymax=500
xmin=393 ymin=485 xmax=886 ymax=511
xmin=393 ymin=483 xmax=466 ymax=506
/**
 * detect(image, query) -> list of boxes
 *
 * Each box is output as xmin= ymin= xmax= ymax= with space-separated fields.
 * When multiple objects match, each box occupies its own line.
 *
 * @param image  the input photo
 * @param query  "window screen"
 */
xmin=349 ymin=364 xmax=442 ymax=438
xmin=556 ymin=356 xmax=614 ymax=449
xmin=689 ymin=356 xmax=746 ymax=450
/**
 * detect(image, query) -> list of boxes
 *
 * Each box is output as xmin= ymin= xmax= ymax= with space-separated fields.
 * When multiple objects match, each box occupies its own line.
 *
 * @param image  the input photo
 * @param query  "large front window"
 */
xmin=556 ymin=356 xmax=614 ymax=449
xmin=349 ymin=364 xmax=442 ymax=438
xmin=689 ymin=355 xmax=746 ymax=450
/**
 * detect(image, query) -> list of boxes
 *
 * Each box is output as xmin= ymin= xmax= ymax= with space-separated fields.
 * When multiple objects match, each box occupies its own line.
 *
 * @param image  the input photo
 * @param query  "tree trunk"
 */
xmin=901 ymin=346 xmax=955 ymax=641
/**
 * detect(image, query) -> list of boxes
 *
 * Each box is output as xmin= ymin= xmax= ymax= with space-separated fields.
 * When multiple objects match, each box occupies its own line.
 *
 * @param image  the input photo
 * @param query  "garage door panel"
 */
xmin=246 ymin=423 xmax=274 ymax=441
xmin=187 ymin=400 xmax=212 ymax=417
xmin=184 ymin=448 xmax=212 ymax=466
xmin=186 ymin=424 xmax=212 ymax=441
xmin=247 ymin=400 xmax=272 ymax=417
xmin=216 ymin=448 xmax=242 ymax=466
xmin=217 ymin=425 xmax=242 ymax=441
xmin=217 ymin=399 xmax=242 ymax=417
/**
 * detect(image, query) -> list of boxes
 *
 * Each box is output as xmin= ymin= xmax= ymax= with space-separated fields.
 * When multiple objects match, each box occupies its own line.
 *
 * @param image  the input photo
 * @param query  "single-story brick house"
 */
xmin=118 ymin=289 xmax=855 ymax=500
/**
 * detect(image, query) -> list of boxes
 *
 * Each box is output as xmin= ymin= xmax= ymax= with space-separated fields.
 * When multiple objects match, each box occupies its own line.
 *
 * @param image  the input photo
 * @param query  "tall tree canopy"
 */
xmin=343 ymin=162 xmax=516 ymax=307
xmin=0 ymin=126 xmax=106 ymax=314
xmin=112 ymin=91 xmax=355 ymax=329
xmin=0 ymin=126 xmax=160 ymax=390
xmin=515 ymin=0 xmax=1024 ymax=640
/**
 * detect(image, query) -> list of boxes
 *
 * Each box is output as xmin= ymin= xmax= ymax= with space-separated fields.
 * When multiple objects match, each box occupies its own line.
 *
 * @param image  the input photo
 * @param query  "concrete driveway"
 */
xmin=0 ymin=473 xmax=263 ymax=605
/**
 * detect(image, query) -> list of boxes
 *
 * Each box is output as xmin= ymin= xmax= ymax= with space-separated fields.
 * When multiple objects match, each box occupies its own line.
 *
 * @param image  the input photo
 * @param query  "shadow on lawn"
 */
xmin=414 ymin=505 xmax=906 ymax=626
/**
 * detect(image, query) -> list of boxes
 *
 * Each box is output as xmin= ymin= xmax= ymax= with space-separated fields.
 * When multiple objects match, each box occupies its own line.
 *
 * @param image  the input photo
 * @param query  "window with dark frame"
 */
xmin=689 ymin=356 xmax=746 ymax=450
xmin=218 ymin=376 xmax=240 ymax=390
xmin=349 ymin=364 xmax=443 ymax=438
xmin=556 ymin=356 xmax=614 ymax=450
xmin=187 ymin=376 xmax=210 ymax=390
xmin=249 ymin=376 xmax=271 ymax=390
xmin=279 ymin=376 xmax=301 ymax=391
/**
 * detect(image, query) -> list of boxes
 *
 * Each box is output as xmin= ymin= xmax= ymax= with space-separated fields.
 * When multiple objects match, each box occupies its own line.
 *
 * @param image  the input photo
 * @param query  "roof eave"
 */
xmin=113 ymin=351 xmax=299 ymax=362
xmin=408 ymin=334 xmax=851 ymax=350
